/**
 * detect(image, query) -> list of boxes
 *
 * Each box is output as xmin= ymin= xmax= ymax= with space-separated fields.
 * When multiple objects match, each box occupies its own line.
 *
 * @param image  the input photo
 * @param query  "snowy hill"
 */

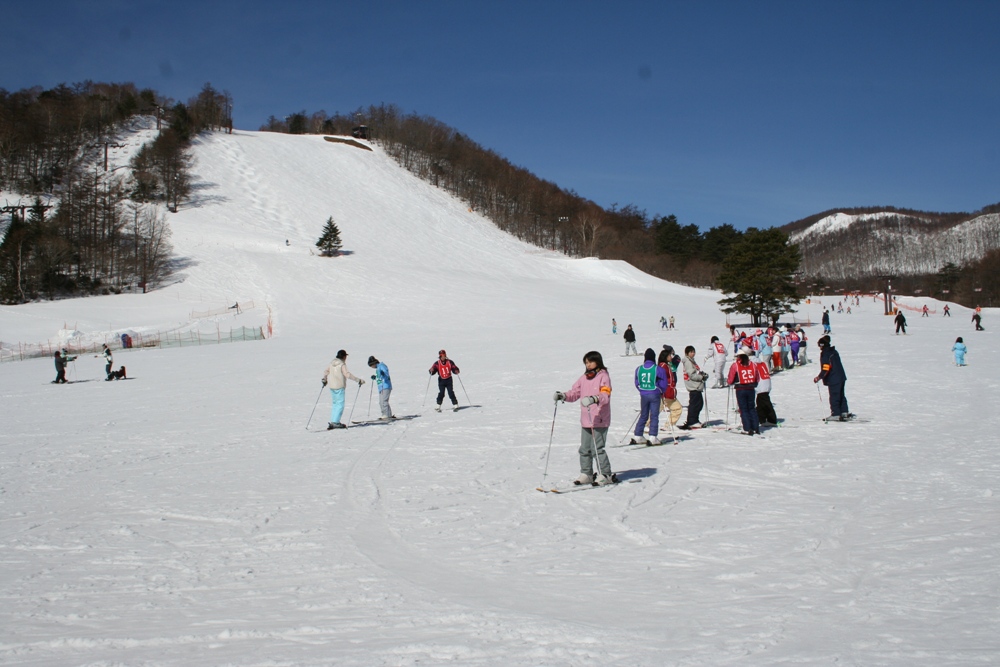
xmin=787 ymin=209 xmax=1000 ymax=280
xmin=2 ymin=130 xmax=999 ymax=666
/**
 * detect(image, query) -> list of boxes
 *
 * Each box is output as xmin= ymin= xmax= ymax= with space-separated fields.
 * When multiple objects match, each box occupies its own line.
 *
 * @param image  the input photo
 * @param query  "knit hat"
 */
xmin=438 ymin=349 xmax=447 ymax=357
xmin=817 ymin=335 xmax=831 ymax=349
xmin=644 ymin=348 xmax=655 ymax=362
xmin=367 ymin=356 xmax=378 ymax=366
xmin=336 ymin=349 xmax=348 ymax=360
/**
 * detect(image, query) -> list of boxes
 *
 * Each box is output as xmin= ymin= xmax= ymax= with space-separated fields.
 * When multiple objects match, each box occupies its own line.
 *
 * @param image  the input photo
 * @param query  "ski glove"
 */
xmin=358 ymin=379 xmax=365 ymax=386
xmin=581 ymin=395 xmax=599 ymax=407
xmin=322 ymin=379 xmax=327 ymax=387
xmin=553 ymin=391 xmax=566 ymax=402
xmin=371 ymin=375 xmax=377 ymax=380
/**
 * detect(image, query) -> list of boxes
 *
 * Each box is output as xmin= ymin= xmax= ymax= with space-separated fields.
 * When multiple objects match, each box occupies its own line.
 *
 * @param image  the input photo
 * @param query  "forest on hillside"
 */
xmin=786 ymin=209 xmax=1000 ymax=308
xmin=0 ymin=82 xmax=231 ymax=302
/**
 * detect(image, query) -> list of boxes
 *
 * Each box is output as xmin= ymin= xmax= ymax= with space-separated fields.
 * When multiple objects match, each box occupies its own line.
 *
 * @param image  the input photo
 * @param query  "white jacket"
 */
xmin=323 ymin=358 xmax=360 ymax=389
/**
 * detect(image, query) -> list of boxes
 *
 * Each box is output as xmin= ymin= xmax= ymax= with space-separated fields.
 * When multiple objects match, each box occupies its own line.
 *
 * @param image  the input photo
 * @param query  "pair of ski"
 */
xmin=537 ymin=477 xmax=635 ymax=494
xmin=616 ymin=437 xmax=678 ymax=448
xmin=350 ymin=414 xmax=419 ymax=426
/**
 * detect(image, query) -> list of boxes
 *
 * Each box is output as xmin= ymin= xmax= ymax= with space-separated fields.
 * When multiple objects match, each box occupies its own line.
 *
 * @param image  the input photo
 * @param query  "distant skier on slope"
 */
xmin=952 ymin=337 xmax=967 ymax=366
xmin=53 ymin=351 xmax=68 ymax=384
xmin=894 ymin=310 xmax=907 ymax=335
xmin=553 ymin=350 xmax=617 ymax=486
xmin=972 ymin=310 xmax=984 ymax=331
xmin=813 ymin=335 xmax=852 ymax=421
xmin=429 ymin=349 xmax=460 ymax=412
xmin=623 ymin=324 xmax=638 ymax=356
xmin=102 ymin=344 xmax=113 ymax=381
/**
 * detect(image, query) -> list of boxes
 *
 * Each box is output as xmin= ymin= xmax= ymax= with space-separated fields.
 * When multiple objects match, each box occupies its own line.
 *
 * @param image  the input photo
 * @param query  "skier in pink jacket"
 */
xmin=554 ymin=350 xmax=618 ymax=486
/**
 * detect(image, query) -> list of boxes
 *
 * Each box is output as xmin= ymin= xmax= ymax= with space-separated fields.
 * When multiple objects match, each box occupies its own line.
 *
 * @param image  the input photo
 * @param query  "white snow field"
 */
xmin=1 ymin=130 xmax=998 ymax=666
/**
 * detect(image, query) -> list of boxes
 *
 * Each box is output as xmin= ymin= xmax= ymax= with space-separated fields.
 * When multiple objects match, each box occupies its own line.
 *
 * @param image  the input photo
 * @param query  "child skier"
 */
xmin=53 ymin=351 xmax=67 ymax=384
xmin=429 ymin=349 xmax=460 ymax=411
xmin=727 ymin=353 xmax=761 ymax=435
xmin=368 ymin=356 xmax=393 ymax=419
xmin=754 ymin=357 xmax=777 ymax=426
xmin=952 ymin=337 xmax=967 ymax=366
xmin=631 ymin=348 xmax=668 ymax=445
xmin=794 ymin=324 xmax=808 ymax=365
xmin=322 ymin=350 xmax=364 ymax=429
xmin=704 ymin=335 xmax=729 ymax=388
xmin=658 ymin=347 xmax=683 ymax=429
xmin=678 ymin=346 xmax=709 ymax=430
xmin=553 ymin=351 xmax=617 ymax=486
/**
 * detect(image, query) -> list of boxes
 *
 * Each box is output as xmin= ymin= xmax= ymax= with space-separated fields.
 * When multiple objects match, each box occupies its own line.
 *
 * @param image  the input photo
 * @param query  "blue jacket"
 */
xmin=816 ymin=346 xmax=846 ymax=385
xmin=373 ymin=362 xmax=392 ymax=391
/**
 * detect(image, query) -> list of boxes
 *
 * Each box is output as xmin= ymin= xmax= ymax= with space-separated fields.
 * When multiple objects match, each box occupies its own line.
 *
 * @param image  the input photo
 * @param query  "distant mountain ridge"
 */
xmin=781 ymin=205 xmax=1000 ymax=281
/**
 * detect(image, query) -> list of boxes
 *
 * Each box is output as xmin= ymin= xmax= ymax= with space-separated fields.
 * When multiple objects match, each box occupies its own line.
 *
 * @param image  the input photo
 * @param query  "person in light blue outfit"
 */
xmin=368 ymin=356 xmax=394 ymax=419
xmin=758 ymin=329 xmax=772 ymax=370
xmin=952 ymin=337 xmax=967 ymax=366
xmin=322 ymin=349 xmax=363 ymax=429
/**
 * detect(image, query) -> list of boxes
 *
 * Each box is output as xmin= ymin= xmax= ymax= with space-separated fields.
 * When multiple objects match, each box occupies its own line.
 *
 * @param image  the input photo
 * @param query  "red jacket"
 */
xmin=430 ymin=359 xmax=459 ymax=379
xmin=727 ymin=361 xmax=759 ymax=389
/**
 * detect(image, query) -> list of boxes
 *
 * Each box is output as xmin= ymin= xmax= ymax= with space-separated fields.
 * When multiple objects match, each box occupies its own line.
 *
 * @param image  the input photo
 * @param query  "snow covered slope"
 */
xmin=2 ymin=130 xmax=998 ymax=666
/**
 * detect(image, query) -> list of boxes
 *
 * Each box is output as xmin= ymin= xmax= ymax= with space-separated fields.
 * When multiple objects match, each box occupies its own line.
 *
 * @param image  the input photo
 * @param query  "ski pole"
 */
xmin=366 ymin=379 xmax=375 ymax=418
xmin=457 ymin=374 xmax=472 ymax=405
xmin=306 ymin=385 xmax=325 ymax=430
xmin=538 ymin=400 xmax=560 ymax=490
xmin=703 ymin=382 xmax=710 ymax=422
xmin=725 ymin=384 xmax=733 ymax=431
xmin=619 ymin=409 xmax=641 ymax=445
xmin=422 ymin=374 xmax=432 ymax=407
xmin=346 ymin=381 xmax=363 ymax=425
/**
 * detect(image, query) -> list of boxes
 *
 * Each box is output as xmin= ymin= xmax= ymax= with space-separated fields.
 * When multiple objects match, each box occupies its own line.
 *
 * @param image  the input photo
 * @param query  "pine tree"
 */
xmin=717 ymin=228 xmax=801 ymax=326
xmin=316 ymin=217 xmax=343 ymax=256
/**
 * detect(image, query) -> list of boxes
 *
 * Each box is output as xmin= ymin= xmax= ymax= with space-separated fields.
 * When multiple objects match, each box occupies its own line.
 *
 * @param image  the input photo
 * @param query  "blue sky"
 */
xmin=7 ymin=1 xmax=999 ymax=230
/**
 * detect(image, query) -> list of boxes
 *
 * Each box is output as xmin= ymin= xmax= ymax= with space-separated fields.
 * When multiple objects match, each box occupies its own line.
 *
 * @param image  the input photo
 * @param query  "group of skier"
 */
xmin=320 ymin=349 xmax=461 ymax=430
xmin=549 ymin=307 xmax=871 ymax=488
xmin=51 ymin=343 xmax=126 ymax=383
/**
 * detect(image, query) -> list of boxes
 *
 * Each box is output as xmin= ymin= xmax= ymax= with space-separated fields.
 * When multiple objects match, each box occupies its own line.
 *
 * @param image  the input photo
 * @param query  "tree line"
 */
xmin=0 ymin=81 xmax=231 ymax=302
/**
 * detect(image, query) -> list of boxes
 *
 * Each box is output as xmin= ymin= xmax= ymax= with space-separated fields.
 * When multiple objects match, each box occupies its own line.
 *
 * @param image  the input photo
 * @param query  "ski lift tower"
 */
xmin=876 ymin=273 xmax=896 ymax=315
